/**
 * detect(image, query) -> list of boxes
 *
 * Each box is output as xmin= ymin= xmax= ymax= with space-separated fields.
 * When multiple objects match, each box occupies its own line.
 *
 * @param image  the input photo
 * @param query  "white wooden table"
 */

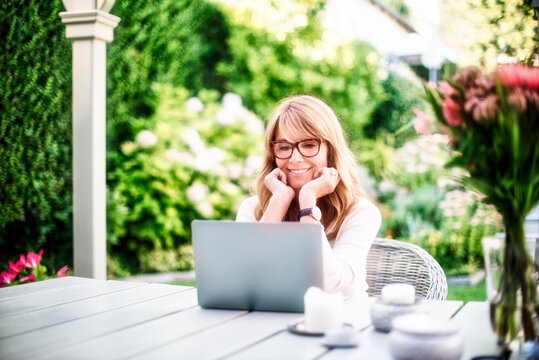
xmin=0 ymin=276 xmax=500 ymax=359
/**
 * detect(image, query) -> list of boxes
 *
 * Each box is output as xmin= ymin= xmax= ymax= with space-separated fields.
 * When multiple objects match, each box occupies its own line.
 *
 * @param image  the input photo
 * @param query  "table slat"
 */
xmin=0 ymin=283 xmax=189 ymax=339
xmin=0 ymin=276 xmax=94 ymax=302
xmin=130 ymin=311 xmax=304 ymax=360
xmin=34 ymin=307 xmax=248 ymax=360
xmin=0 ymin=289 xmax=198 ymax=360
xmin=0 ymin=279 xmax=144 ymax=318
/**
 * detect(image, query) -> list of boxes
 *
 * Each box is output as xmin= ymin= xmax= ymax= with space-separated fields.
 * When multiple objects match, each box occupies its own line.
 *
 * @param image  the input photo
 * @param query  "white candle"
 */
xmin=304 ymin=287 xmax=344 ymax=333
xmin=382 ymin=284 xmax=416 ymax=304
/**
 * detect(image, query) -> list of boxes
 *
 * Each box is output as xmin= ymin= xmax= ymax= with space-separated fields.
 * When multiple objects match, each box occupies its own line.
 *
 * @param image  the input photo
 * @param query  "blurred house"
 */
xmin=322 ymin=0 xmax=456 ymax=81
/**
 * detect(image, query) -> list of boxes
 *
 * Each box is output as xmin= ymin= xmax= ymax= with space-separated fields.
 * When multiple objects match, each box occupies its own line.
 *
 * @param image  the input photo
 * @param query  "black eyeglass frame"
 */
xmin=270 ymin=138 xmax=322 ymax=159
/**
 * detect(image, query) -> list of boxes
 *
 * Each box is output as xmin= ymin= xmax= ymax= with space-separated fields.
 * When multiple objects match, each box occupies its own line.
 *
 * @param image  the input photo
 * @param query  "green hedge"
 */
xmin=0 ymin=0 xmax=73 ymax=268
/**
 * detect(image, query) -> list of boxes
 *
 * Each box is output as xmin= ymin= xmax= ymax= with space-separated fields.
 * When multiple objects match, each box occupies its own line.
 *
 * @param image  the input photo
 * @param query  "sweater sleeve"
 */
xmin=235 ymin=196 xmax=259 ymax=222
xmin=321 ymin=198 xmax=382 ymax=297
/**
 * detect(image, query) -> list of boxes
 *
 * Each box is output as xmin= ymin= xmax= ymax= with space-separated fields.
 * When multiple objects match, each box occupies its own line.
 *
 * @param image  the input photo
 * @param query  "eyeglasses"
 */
xmin=270 ymin=139 xmax=322 ymax=159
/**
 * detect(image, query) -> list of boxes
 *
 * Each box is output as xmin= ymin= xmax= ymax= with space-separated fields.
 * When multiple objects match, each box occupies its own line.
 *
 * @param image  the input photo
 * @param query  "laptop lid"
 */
xmin=191 ymin=220 xmax=324 ymax=312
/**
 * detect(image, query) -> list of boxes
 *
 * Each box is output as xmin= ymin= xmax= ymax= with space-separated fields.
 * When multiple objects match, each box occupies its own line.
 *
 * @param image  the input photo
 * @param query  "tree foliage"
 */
xmin=107 ymin=0 xmax=231 ymax=152
xmin=440 ymin=0 xmax=538 ymax=69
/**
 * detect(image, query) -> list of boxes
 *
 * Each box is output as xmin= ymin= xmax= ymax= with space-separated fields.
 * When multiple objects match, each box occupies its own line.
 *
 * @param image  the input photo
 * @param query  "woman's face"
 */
xmin=273 ymin=124 xmax=328 ymax=191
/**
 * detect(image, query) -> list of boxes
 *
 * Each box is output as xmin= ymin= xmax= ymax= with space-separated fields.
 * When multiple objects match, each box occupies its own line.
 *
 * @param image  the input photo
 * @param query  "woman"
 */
xmin=236 ymin=95 xmax=381 ymax=298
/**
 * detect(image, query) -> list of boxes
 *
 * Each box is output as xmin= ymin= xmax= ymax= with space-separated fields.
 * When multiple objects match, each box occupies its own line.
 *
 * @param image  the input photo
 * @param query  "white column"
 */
xmin=59 ymin=1 xmax=120 ymax=279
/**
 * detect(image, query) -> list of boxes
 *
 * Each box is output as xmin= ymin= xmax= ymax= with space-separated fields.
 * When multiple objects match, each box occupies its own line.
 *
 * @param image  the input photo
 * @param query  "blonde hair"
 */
xmin=255 ymin=95 xmax=365 ymax=239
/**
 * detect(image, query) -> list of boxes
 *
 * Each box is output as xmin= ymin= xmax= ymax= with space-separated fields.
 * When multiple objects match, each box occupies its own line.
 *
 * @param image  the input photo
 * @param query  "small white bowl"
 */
xmin=370 ymin=297 xmax=424 ymax=333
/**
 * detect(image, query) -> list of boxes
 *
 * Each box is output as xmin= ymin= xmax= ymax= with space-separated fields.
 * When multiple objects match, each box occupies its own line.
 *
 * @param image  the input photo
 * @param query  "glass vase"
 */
xmin=489 ymin=218 xmax=537 ymax=345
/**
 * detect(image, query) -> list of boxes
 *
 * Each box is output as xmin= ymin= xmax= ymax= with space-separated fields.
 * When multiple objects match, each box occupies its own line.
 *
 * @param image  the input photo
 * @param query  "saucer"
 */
xmin=321 ymin=327 xmax=360 ymax=348
xmin=287 ymin=321 xmax=354 ymax=337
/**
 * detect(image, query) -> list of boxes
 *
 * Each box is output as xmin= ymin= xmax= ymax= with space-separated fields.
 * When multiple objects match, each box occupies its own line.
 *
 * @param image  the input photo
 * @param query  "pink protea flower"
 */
xmin=507 ymin=89 xmax=528 ymax=114
xmin=20 ymin=274 xmax=35 ymax=283
xmin=0 ymin=271 xmax=16 ymax=287
xmin=464 ymin=94 xmax=499 ymax=121
xmin=439 ymin=81 xmax=457 ymax=96
xmin=442 ymin=98 xmax=463 ymax=127
xmin=24 ymin=249 xmax=43 ymax=269
xmin=57 ymin=266 xmax=68 ymax=278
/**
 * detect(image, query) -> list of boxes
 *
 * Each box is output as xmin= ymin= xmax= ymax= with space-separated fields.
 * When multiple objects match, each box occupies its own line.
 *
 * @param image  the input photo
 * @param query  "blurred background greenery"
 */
xmin=1 ymin=0 xmax=537 ymax=287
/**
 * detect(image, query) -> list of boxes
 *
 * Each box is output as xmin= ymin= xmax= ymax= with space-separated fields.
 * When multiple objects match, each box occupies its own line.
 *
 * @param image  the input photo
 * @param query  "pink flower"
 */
xmin=527 ymin=70 xmax=539 ymax=90
xmin=498 ymin=65 xmax=525 ymax=88
xmin=497 ymin=65 xmax=539 ymax=90
xmin=24 ymin=249 xmax=43 ymax=269
xmin=20 ymin=274 xmax=35 ymax=283
xmin=439 ymin=81 xmax=457 ymax=96
xmin=442 ymin=98 xmax=463 ymax=127
xmin=9 ymin=255 xmax=25 ymax=274
xmin=57 ymin=266 xmax=68 ymax=278
xmin=412 ymin=108 xmax=433 ymax=135
xmin=0 ymin=271 xmax=16 ymax=287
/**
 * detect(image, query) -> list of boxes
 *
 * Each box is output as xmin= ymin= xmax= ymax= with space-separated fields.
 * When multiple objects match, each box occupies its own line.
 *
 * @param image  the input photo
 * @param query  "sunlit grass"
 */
xmin=447 ymin=279 xmax=487 ymax=303
xmin=169 ymin=279 xmax=197 ymax=287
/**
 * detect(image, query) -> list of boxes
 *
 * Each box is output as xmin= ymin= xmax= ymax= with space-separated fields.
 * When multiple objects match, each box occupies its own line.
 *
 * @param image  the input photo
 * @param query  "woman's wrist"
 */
xmin=298 ymin=188 xmax=317 ymax=209
xmin=271 ymin=188 xmax=294 ymax=206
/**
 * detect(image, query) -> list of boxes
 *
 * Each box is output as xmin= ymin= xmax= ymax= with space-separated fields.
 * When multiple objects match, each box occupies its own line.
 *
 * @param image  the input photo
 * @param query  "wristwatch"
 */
xmin=297 ymin=206 xmax=322 ymax=222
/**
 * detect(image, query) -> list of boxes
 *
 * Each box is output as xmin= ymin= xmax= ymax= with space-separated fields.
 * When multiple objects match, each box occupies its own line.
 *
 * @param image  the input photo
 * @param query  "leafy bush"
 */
xmin=426 ymin=189 xmax=503 ymax=274
xmin=391 ymin=134 xmax=455 ymax=190
xmin=378 ymin=133 xmax=503 ymax=275
xmin=366 ymin=72 xmax=428 ymax=148
xmin=107 ymin=85 xmax=264 ymax=275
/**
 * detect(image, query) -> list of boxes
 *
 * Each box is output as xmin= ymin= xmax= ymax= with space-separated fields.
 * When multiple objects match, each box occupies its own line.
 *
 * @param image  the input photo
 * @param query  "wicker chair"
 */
xmin=366 ymin=237 xmax=448 ymax=300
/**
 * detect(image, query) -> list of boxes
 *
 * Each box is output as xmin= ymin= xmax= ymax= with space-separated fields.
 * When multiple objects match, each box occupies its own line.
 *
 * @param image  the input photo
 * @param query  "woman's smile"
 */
xmin=288 ymin=167 xmax=312 ymax=175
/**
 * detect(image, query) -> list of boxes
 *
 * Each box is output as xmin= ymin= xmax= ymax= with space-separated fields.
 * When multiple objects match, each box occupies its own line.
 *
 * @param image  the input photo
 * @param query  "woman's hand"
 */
xmin=264 ymin=168 xmax=295 ymax=202
xmin=260 ymin=168 xmax=295 ymax=222
xmin=298 ymin=167 xmax=340 ymax=207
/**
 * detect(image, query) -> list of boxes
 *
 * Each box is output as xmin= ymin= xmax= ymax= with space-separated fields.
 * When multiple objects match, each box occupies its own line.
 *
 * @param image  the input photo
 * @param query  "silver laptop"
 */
xmin=191 ymin=220 xmax=324 ymax=312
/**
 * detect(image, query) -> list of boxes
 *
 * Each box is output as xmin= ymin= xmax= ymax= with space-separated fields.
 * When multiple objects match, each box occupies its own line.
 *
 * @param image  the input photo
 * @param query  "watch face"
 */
xmin=312 ymin=206 xmax=322 ymax=221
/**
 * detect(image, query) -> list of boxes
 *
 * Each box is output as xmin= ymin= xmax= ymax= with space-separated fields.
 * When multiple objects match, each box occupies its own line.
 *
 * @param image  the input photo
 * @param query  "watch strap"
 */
xmin=297 ymin=208 xmax=313 ymax=221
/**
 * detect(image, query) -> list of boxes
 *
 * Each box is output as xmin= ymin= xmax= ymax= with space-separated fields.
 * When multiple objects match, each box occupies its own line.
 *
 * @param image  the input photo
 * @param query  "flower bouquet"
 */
xmin=424 ymin=64 xmax=539 ymax=343
xmin=0 ymin=249 xmax=68 ymax=287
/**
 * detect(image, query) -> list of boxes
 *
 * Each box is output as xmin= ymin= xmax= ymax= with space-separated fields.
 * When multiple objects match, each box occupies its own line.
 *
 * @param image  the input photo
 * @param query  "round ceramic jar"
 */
xmin=370 ymin=297 xmax=423 ymax=333
xmin=389 ymin=313 xmax=464 ymax=360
